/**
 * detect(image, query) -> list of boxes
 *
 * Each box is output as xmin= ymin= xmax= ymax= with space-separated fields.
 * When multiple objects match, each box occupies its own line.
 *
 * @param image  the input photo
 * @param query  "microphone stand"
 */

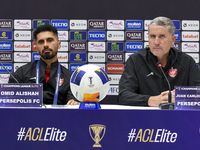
xmin=157 ymin=62 xmax=174 ymax=110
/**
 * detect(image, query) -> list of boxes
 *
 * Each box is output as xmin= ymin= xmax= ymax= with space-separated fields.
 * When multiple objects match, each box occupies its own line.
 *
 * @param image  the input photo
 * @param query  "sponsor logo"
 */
xmin=107 ymin=85 xmax=119 ymax=95
xmin=60 ymin=63 xmax=68 ymax=69
xmin=88 ymin=53 xmax=105 ymax=62
xmin=89 ymin=124 xmax=106 ymax=147
xmin=70 ymin=20 xmax=87 ymax=30
xmin=0 ymin=52 xmax=12 ymax=62
xmin=59 ymin=42 xmax=68 ymax=51
xmin=32 ymin=42 xmax=36 ymax=51
xmin=88 ymin=20 xmax=106 ymax=30
xmin=0 ymin=19 xmax=13 ymax=29
xmin=69 ymin=63 xmax=85 ymax=72
xmin=0 ymin=42 xmax=12 ymax=51
xmin=32 ymin=52 xmax=40 ymax=61
xmin=107 ymin=31 xmax=124 ymax=41
xmin=182 ymin=42 xmax=199 ymax=52
xmin=14 ymin=19 xmax=31 ymax=29
xmin=14 ymin=31 xmax=31 ymax=40
xmin=0 ymin=31 xmax=13 ymax=40
xmin=128 ymin=128 xmax=177 ymax=143
xmin=175 ymin=31 xmax=180 ymax=41
xmin=17 ymin=127 xmax=67 ymax=141
xmin=107 ymin=42 xmax=124 ymax=52
xmin=58 ymin=31 xmax=68 ymax=41
xmin=172 ymin=42 xmax=181 ymax=50
xmin=182 ymin=32 xmax=199 ymax=41
xmin=88 ymin=31 xmax=106 ymax=40
xmin=126 ymin=20 xmax=143 ymax=30
xmin=14 ymin=63 xmax=26 ymax=72
xmin=70 ymin=31 xmax=87 ymax=40
xmin=107 ymin=64 xmax=124 ymax=73
xmin=144 ymin=42 xmax=149 ymax=48
xmin=69 ymin=53 xmax=87 ymax=62
xmin=0 ymin=63 xmax=12 ymax=73
xmin=126 ymin=31 xmax=143 ymax=41
xmin=108 ymin=74 xmax=121 ymax=84
xmin=88 ymin=42 xmax=105 ymax=51
xmin=0 ymin=74 xmax=10 ymax=83
xmin=144 ymin=31 xmax=149 ymax=41
xmin=32 ymin=20 xmax=50 ymax=29
xmin=70 ymin=42 xmax=87 ymax=51
xmin=172 ymin=20 xmax=181 ymax=30
xmin=126 ymin=42 xmax=143 ymax=51
xmin=51 ymin=20 xmax=68 ymax=29
xmin=107 ymin=53 xmax=124 ymax=62
xmin=107 ymin=20 xmax=124 ymax=30
xmin=57 ymin=53 xmax=68 ymax=62
xmin=14 ymin=42 xmax=31 ymax=51
xmin=186 ymin=53 xmax=199 ymax=63
xmin=14 ymin=52 xmax=31 ymax=62
xmin=182 ymin=20 xmax=199 ymax=30
xmin=125 ymin=53 xmax=134 ymax=61
xmin=144 ymin=20 xmax=152 ymax=30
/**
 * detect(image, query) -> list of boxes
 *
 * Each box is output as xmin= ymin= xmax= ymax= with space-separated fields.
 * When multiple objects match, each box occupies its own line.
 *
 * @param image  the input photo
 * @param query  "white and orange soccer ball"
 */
xmin=70 ymin=64 xmax=110 ymax=102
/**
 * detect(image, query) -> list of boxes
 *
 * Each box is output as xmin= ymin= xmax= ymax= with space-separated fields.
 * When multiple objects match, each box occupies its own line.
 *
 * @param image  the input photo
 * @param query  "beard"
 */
xmin=40 ymin=48 xmax=57 ymax=60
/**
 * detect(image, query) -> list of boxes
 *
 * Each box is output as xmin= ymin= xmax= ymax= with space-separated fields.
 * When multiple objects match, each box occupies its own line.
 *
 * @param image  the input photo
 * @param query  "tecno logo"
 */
xmin=107 ymin=64 xmax=124 ymax=73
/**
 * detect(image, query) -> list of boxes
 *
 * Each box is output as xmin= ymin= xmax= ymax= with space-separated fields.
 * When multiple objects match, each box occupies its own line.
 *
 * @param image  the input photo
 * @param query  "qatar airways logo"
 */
xmin=58 ymin=31 xmax=68 ymax=40
xmin=107 ymin=53 xmax=124 ymax=62
xmin=0 ymin=20 xmax=12 ymax=29
xmin=182 ymin=32 xmax=199 ymax=41
xmin=14 ymin=52 xmax=31 ymax=62
xmin=0 ymin=52 xmax=12 ymax=62
xmin=70 ymin=42 xmax=87 ymax=51
xmin=88 ymin=20 xmax=106 ymax=30
xmin=182 ymin=42 xmax=199 ymax=52
xmin=14 ymin=20 xmax=31 ymax=29
xmin=107 ymin=20 xmax=124 ymax=30
xmin=126 ymin=31 xmax=143 ymax=41
xmin=88 ymin=42 xmax=105 ymax=51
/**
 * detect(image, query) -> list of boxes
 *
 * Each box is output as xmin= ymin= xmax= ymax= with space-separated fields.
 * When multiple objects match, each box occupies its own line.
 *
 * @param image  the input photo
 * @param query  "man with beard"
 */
xmin=8 ymin=25 xmax=79 ymax=105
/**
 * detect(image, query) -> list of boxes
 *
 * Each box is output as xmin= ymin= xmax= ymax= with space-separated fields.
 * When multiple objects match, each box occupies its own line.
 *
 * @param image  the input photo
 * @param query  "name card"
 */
xmin=175 ymin=86 xmax=200 ymax=110
xmin=0 ymin=83 xmax=43 ymax=107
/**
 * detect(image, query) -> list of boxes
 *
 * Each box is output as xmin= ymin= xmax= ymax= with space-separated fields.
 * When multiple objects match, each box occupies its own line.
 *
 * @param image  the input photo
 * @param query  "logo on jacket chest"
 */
xmin=169 ymin=67 xmax=177 ymax=77
xmin=56 ymin=78 xmax=64 ymax=86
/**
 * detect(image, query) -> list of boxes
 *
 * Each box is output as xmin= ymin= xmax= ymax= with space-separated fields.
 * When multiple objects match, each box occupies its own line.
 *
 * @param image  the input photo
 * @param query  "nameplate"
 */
xmin=0 ymin=84 xmax=43 ymax=107
xmin=175 ymin=86 xmax=200 ymax=110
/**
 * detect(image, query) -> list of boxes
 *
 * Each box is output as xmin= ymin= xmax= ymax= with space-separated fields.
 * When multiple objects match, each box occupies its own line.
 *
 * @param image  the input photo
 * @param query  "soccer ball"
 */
xmin=70 ymin=64 xmax=110 ymax=102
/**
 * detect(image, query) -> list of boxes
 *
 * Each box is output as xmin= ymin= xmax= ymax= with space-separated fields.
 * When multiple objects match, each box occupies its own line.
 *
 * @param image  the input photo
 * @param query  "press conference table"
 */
xmin=0 ymin=104 xmax=199 ymax=150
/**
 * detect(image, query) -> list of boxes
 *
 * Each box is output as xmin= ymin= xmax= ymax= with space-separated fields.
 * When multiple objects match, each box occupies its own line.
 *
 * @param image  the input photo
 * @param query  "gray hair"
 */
xmin=148 ymin=16 xmax=175 ymax=36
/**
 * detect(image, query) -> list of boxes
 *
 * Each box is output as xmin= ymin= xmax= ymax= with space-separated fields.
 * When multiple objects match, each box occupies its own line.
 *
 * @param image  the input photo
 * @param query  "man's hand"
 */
xmin=161 ymin=90 xmax=175 ymax=103
xmin=148 ymin=90 xmax=175 ymax=107
xmin=66 ymin=99 xmax=80 ymax=105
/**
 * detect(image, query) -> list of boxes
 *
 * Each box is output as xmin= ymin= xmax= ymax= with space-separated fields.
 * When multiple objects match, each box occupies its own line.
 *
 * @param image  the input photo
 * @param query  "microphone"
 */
xmin=0 ymin=62 xmax=19 ymax=83
xmin=157 ymin=62 xmax=174 ymax=110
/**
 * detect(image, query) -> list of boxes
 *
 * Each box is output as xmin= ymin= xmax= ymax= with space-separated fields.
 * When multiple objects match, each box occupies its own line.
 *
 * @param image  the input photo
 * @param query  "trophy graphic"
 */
xmin=89 ymin=124 xmax=106 ymax=147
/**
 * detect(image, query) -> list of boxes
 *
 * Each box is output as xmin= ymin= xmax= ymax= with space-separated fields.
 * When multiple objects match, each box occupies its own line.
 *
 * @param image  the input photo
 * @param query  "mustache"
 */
xmin=42 ymin=48 xmax=53 ymax=53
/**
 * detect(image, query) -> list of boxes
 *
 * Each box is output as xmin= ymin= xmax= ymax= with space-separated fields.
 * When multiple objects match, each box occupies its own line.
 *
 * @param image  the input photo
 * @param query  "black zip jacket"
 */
xmin=119 ymin=47 xmax=200 ymax=106
xmin=8 ymin=59 xmax=76 ymax=105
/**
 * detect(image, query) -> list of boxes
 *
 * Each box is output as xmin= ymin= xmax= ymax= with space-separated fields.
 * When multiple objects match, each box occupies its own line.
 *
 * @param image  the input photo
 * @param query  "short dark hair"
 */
xmin=33 ymin=24 xmax=58 ymax=40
